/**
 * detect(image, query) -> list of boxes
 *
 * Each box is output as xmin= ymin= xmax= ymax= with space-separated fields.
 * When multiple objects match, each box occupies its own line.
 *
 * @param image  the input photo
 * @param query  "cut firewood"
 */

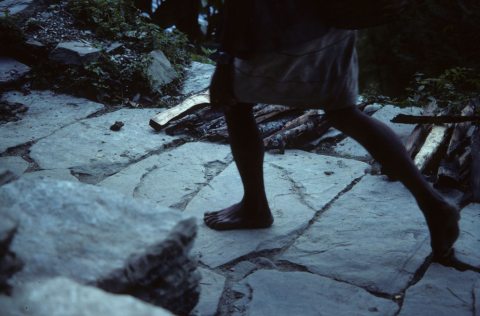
xmin=391 ymin=114 xmax=480 ymax=124
xmin=403 ymin=101 xmax=438 ymax=157
xmin=149 ymin=93 xmax=210 ymax=131
xmin=253 ymin=105 xmax=292 ymax=118
xmin=413 ymin=124 xmax=452 ymax=171
xmin=446 ymin=103 xmax=475 ymax=158
xmin=471 ymin=126 xmax=480 ymax=203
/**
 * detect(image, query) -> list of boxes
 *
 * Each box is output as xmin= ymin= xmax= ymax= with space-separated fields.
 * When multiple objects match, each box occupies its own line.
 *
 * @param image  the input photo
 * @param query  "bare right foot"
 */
xmin=203 ymin=199 xmax=274 ymax=230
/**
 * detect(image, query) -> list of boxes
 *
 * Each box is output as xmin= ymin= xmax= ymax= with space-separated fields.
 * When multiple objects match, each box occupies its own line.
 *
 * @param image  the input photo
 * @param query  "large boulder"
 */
xmin=0 ymin=178 xmax=200 ymax=315
xmin=180 ymin=61 xmax=215 ymax=96
xmin=0 ymin=57 xmax=30 ymax=85
xmin=49 ymin=41 xmax=102 ymax=66
xmin=147 ymin=50 xmax=177 ymax=89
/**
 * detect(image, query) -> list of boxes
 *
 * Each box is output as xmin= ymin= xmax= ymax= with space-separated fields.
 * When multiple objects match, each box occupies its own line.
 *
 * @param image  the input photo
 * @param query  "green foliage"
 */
xmin=191 ymin=46 xmax=216 ymax=65
xmin=0 ymin=10 xmax=26 ymax=46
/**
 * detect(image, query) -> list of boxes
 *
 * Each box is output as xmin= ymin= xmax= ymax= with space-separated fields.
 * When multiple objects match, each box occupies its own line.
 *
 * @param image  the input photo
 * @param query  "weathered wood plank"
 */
xmin=446 ymin=103 xmax=475 ymax=158
xmin=413 ymin=124 xmax=451 ymax=171
xmin=149 ymin=93 xmax=210 ymax=131
xmin=403 ymin=101 xmax=438 ymax=157
xmin=391 ymin=114 xmax=480 ymax=124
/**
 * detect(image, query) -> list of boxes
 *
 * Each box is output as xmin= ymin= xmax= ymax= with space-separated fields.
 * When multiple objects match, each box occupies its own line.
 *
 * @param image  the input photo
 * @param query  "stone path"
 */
xmin=1 ymin=87 xmax=479 ymax=316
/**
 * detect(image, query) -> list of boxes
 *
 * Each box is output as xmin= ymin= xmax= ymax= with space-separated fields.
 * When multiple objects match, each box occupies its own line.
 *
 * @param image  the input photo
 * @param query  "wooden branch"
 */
xmin=149 ymin=93 xmax=210 ymax=131
xmin=471 ymin=126 xmax=480 ymax=203
xmin=403 ymin=101 xmax=438 ymax=157
xmin=413 ymin=124 xmax=451 ymax=171
xmin=391 ymin=114 xmax=480 ymax=124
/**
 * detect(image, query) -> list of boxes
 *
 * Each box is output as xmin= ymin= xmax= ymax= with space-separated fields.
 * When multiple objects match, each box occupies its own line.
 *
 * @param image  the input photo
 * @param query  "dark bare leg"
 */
xmin=204 ymin=103 xmax=273 ymax=230
xmin=325 ymin=106 xmax=460 ymax=260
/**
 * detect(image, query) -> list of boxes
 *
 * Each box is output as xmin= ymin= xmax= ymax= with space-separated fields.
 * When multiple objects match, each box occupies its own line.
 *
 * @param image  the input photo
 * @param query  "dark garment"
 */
xmin=224 ymin=0 xmax=331 ymax=58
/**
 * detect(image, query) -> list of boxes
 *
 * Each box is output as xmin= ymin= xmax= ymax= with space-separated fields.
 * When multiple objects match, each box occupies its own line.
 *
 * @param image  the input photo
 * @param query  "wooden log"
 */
xmin=413 ymin=124 xmax=451 ymax=171
xmin=253 ymin=105 xmax=292 ymax=118
xmin=471 ymin=126 xmax=480 ymax=202
xmin=391 ymin=114 xmax=480 ymax=124
xmin=149 ymin=93 xmax=210 ymax=131
xmin=403 ymin=101 xmax=438 ymax=157
xmin=446 ymin=103 xmax=475 ymax=158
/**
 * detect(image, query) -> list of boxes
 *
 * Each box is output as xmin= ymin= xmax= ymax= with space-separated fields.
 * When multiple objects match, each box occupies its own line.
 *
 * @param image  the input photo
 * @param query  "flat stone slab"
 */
xmin=98 ymin=142 xmax=231 ymax=208
xmin=398 ymin=263 xmax=480 ymax=316
xmin=455 ymin=203 xmax=480 ymax=269
xmin=334 ymin=104 xmax=422 ymax=159
xmin=0 ymin=177 xmax=199 ymax=315
xmin=0 ymin=90 xmax=104 ymax=153
xmin=191 ymin=268 xmax=226 ymax=316
xmin=232 ymin=270 xmax=399 ymax=316
xmin=184 ymin=150 xmax=370 ymax=268
xmin=21 ymin=169 xmax=79 ymax=182
xmin=281 ymin=174 xmax=432 ymax=295
xmin=0 ymin=0 xmax=33 ymax=16
xmin=0 ymin=277 xmax=175 ymax=316
xmin=0 ymin=56 xmax=30 ymax=85
xmin=49 ymin=42 xmax=102 ymax=66
xmin=0 ymin=156 xmax=28 ymax=177
xmin=29 ymin=108 xmax=180 ymax=179
xmin=180 ymin=62 xmax=215 ymax=96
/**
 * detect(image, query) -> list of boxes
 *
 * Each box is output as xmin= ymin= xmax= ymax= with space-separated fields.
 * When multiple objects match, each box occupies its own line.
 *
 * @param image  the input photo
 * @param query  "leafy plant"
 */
xmin=191 ymin=46 xmax=216 ymax=65
xmin=0 ymin=10 xmax=26 ymax=47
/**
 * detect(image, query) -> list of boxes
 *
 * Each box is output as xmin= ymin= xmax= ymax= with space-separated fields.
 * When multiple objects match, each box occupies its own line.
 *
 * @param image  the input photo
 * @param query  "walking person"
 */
xmin=203 ymin=0 xmax=461 ymax=266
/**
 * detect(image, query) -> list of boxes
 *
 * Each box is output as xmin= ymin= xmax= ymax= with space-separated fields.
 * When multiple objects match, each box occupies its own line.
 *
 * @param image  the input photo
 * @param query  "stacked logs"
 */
xmin=149 ymin=92 xmax=377 ymax=153
xmin=392 ymin=98 xmax=480 ymax=203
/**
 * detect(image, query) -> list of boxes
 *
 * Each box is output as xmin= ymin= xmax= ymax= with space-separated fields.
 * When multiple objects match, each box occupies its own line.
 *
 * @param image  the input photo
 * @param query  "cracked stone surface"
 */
xmin=280 ymin=175 xmax=432 ymax=295
xmin=398 ymin=263 xmax=480 ymax=316
xmin=455 ymin=203 xmax=480 ymax=269
xmin=98 ymin=142 xmax=232 ymax=209
xmin=0 ymin=156 xmax=29 ymax=177
xmin=29 ymin=108 xmax=180 ymax=179
xmin=334 ymin=104 xmax=422 ymax=159
xmin=21 ymin=169 xmax=80 ymax=182
xmin=0 ymin=90 xmax=104 ymax=153
xmin=184 ymin=150 xmax=371 ymax=268
xmin=191 ymin=268 xmax=226 ymax=316
xmin=231 ymin=270 xmax=399 ymax=316
xmin=180 ymin=62 xmax=215 ymax=96
xmin=0 ymin=277 xmax=175 ymax=316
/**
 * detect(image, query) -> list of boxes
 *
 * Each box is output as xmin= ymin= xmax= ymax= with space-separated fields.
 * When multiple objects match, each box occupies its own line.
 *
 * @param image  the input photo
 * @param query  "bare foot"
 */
xmin=204 ymin=199 xmax=274 ymax=230
xmin=424 ymin=203 xmax=461 ymax=261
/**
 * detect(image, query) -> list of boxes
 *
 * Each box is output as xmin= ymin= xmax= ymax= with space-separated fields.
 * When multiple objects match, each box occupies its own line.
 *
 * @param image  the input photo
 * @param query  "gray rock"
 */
xmin=363 ymin=103 xmax=383 ymax=115
xmin=232 ymin=270 xmax=399 ymax=316
xmin=148 ymin=50 xmax=177 ymax=89
xmin=29 ymin=109 xmax=180 ymax=179
xmin=0 ymin=168 xmax=17 ymax=186
xmin=0 ymin=57 xmax=30 ymax=85
xmin=0 ymin=178 xmax=200 ymax=315
xmin=317 ymin=127 xmax=343 ymax=143
xmin=180 ymin=62 xmax=215 ymax=96
xmin=334 ymin=104 xmax=422 ymax=159
xmin=0 ymin=90 xmax=103 ymax=153
xmin=98 ymin=142 xmax=232 ymax=207
xmin=280 ymin=175 xmax=432 ymax=295
xmin=0 ymin=156 xmax=29 ymax=177
xmin=49 ymin=41 xmax=102 ymax=65
xmin=230 ymin=261 xmax=257 ymax=281
xmin=454 ymin=203 xmax=480 ymax=269
xmin=0 ymin=277 xmax=175 ymax=316
xmin=251 ymin=257 xmax=276 ymax=270
xmin=0 ymin=0 xmax=33 ymax=16
xmin=20 ymin=169 xmax=80 ymax=182
xmin=398 ymin=263 xmax=479 ymax=316
xmin=184 ymin=150 xmax=370 ymax=268
xmin=191 ymin=268 xmax=226 ymax=316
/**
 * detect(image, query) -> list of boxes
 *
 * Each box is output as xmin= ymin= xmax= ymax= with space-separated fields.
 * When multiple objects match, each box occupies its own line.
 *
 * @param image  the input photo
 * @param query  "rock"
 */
xmin=398 ymin=264 xmax=479 ymax=316
xmin=280 ymin=175 xmax=432 ymax=295
xmin=191 ymin=268 xmax=226 ymax=316
xmin=180 ymin=62 xmax=215 ymax=96
xmin=334 ymin=104 xmax=422 ymax=159
xmin=29 ymin=108 xmax=180 ymax=180
xmin=363 ymin=103 xmax=383 ymax=115
xmin=0 ymin=90 xmax=103 ymax=153
xmin=20 ymin=169 xmax=80 ymax=182
xmin=184 ymin=150 xmax=370 ymax=268
xmin=0 ymin=0 xmax=33 ymax=16
xmin=454 ymin=203 xmax=480 ymax=269
xmin=230 ymin=261 xmax=257 ymax=281
xmin=49 ymin=41 xmax=102 ymax=66
xmin=252 ymin=257 xmax=276 ymax=270
xmin=98 ymin=142 xmax=232 ymax=206
xmin=0 ymin=178 xmax=200 ymax=315
xmin=148 ymin=50 xmax=177 ymax=89
xmin=0 ymin=57 xmax=30 ymax=85
xmin=0 ymin=168 xmax=17 ymax=186
xmin=0 ymin=156 xmax=29 ymax=177
xmin=232 ymin=270 xmax=399 ymax=316
xmin=0 ymin=277 xmax=175 ymax=316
